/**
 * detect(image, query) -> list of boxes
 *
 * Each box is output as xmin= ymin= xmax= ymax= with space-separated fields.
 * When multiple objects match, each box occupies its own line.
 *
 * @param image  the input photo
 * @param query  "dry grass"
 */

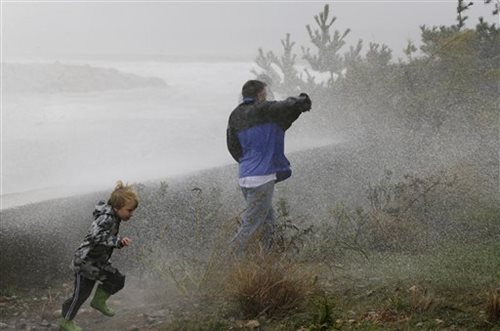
xmin=487 ymin=288 xmax=500 ymax=323
xmin=225 ymin=249 xmax=318 ymax=318
xmin=408 ymin=285 xmax=434 ymax=312
xmin=367 ymin=212 xmax=424 ymax=252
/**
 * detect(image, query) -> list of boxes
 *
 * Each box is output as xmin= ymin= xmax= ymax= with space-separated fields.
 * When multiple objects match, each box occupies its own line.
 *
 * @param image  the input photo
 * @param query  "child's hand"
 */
xmin=120 ymin=237 xmax=132 ymax=247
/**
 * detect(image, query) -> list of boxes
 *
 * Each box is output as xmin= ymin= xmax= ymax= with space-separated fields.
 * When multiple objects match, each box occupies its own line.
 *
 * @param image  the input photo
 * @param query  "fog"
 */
xmin=1 ymin=1 xmax=496 ymax=208
xmin=3 ymin=1 xmax=496 ymax=60
xmin=2 ymin=60 xmax=339 ymax=208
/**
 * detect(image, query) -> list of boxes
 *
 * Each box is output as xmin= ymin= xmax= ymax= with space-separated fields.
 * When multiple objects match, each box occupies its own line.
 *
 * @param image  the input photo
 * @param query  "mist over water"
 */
xmin=2 ymin=60 xmax=341 ymax=208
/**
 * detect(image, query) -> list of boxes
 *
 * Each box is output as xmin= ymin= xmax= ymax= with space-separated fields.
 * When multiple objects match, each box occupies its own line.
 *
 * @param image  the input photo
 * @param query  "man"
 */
xmin=227 ymin=79 xmax=311 ymax=256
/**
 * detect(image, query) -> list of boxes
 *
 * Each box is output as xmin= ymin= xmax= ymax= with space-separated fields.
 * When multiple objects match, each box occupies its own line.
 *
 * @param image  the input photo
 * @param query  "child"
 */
xmin=60 ymin=181 xmax=139 ymax=331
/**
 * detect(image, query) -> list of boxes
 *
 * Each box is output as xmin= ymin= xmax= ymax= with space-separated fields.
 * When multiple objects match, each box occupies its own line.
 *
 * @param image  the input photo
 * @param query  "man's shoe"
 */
xmin=90 ymin=287 xmax=115 ymax=317
xmin=59 ymin=318 xmax=82 ymax=331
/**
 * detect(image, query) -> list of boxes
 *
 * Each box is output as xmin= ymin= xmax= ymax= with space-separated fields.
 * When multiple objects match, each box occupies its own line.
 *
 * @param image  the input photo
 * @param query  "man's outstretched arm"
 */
xmin=266 ymin=93 xmax=312 ymax=130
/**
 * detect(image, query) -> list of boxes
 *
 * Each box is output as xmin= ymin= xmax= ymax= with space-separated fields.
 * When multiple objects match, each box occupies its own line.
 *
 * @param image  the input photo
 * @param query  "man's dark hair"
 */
xmin=242 ymin=80 xmax=267 ymax=98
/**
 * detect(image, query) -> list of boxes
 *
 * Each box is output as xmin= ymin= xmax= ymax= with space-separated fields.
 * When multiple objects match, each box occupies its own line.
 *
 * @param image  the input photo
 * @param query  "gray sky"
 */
xmin=2 ymin=1 xmax=498 ymax=61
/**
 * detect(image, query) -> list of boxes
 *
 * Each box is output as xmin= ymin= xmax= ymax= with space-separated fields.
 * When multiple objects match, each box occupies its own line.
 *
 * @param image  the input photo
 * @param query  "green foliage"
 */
xmin=254 ymin=1 xmax=498 ymax=138
xmin=303 ymin=4 xmax=351 ymax=76
xmin=0 ymin=285 xmax=20 ymax=297
xmin=252 ymin=34 xmax=303 ymax=95
xmin=456 ymin=0 xmax=474 ymax=29
xmin=306 ymin=296 xmax=336 ymax=331
xmin=484 ymin=0 xmax=500 ymax=15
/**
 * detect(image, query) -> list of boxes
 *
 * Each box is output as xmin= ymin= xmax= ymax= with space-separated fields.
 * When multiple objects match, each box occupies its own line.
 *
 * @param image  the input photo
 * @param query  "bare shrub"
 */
xmin=225 ymin=249 xmax=318 ymax=318
xmin=361 ymin=170 xmax=457 ymax=252
xmin=273 ymin=197 xmax=314 ymax=259
xmin=366 ymin=210 xmax=426 ymax=252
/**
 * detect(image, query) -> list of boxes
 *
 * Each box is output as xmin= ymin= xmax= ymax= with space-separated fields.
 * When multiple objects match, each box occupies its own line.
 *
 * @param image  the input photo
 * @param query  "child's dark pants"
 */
xmin=62 ymin=267 xmax=125 ymax=320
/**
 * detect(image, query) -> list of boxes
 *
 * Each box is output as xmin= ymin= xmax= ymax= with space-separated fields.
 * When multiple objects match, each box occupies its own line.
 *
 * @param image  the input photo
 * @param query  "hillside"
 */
xmin=2 ymin=62 xmax=167 ymax=93
xmin=1 ymin=138 xmax=498 ymax=330
xmin=1 ymin=137 xmax=496 ymax=287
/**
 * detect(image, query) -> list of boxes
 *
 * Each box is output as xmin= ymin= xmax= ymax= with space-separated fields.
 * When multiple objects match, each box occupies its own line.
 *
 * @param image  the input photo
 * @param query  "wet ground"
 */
xmin=0 ymin=286 xmax=173 ymax=331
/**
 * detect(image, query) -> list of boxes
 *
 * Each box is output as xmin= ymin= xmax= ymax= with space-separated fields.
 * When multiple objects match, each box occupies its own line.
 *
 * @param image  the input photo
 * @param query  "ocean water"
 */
xmin=1 ymin=60 xmax=338 ymax=208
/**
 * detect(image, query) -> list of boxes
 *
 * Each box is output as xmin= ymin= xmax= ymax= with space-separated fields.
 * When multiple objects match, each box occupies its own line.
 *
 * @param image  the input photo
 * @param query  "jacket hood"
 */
xmin=93 ymin=200 xmax=115 ymax=219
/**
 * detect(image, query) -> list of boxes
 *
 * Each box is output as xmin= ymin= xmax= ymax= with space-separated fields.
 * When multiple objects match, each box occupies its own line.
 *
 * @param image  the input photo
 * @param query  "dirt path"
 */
xmin=0 ymin=288 xmax=174 ymax=331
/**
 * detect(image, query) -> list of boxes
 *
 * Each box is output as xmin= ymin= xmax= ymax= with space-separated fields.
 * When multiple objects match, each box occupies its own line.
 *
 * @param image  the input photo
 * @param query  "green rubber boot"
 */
xmin=90 ymin=287 xmax=115 ymax=317
xmin=59 ymin=318 xmax=82 ymax=331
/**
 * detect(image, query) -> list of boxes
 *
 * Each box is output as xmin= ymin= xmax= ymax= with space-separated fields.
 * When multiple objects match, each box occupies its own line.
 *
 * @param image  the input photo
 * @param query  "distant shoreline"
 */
xmin=0 ymin=185 xmax=104 ymax=211
xmin=1 ymin=54 xmax=258 ymax=64
xmin=0 ymin=162 xmax=234 ymax=211
xmin=1 ymin=54 xmax=316 ymax=65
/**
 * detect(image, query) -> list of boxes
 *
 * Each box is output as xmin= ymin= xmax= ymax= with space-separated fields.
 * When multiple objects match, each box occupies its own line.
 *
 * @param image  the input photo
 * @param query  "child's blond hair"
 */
xmin=108 ymin=181 xmax=139 ymax=209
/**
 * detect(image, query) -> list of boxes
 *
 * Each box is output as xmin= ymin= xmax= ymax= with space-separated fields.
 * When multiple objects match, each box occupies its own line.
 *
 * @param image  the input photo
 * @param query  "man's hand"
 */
xmin=120 ymin=237 xmax=132 ymax=247
xmin=298 ymin=93 xmax=312 ymax=112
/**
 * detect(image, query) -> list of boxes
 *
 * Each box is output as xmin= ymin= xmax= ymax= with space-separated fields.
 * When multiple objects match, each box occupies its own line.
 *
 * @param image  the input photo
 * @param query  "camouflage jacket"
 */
xmin=72 ymin=201 xmax=123 ymax=279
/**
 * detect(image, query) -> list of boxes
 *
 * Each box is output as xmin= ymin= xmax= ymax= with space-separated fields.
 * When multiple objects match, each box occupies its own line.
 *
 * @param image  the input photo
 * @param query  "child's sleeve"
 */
xmin=90 ymin=215 xmax=122 ymax=248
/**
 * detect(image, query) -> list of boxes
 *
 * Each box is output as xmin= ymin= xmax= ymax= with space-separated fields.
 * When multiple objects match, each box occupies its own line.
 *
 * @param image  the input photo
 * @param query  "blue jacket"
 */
xmin=227 ymin=95 xmax=311 ymax=182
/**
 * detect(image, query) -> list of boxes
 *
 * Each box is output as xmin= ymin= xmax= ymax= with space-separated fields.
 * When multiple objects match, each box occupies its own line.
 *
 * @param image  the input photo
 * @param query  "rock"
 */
xmin=146 ymin=320 xmax=162 ymax=329
xmin=146 ymin=316 xmax=158 ymax=324
xmin=0 ymin=322 xmax=7 ymax=328
xmin=52 ymin=309 xmax=62 ymax=318
xmin=435 ymin=318 xmax=444 ymax=324
xmin=416 ymin=322 xmax=423 ymax=327
xmin=245 ymin=320 xmax=260 ymax=328
xmin=149 ymin=309 xmax=168 ymax=318
xmin=40 ymin=320 xmax=50 ymax=327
